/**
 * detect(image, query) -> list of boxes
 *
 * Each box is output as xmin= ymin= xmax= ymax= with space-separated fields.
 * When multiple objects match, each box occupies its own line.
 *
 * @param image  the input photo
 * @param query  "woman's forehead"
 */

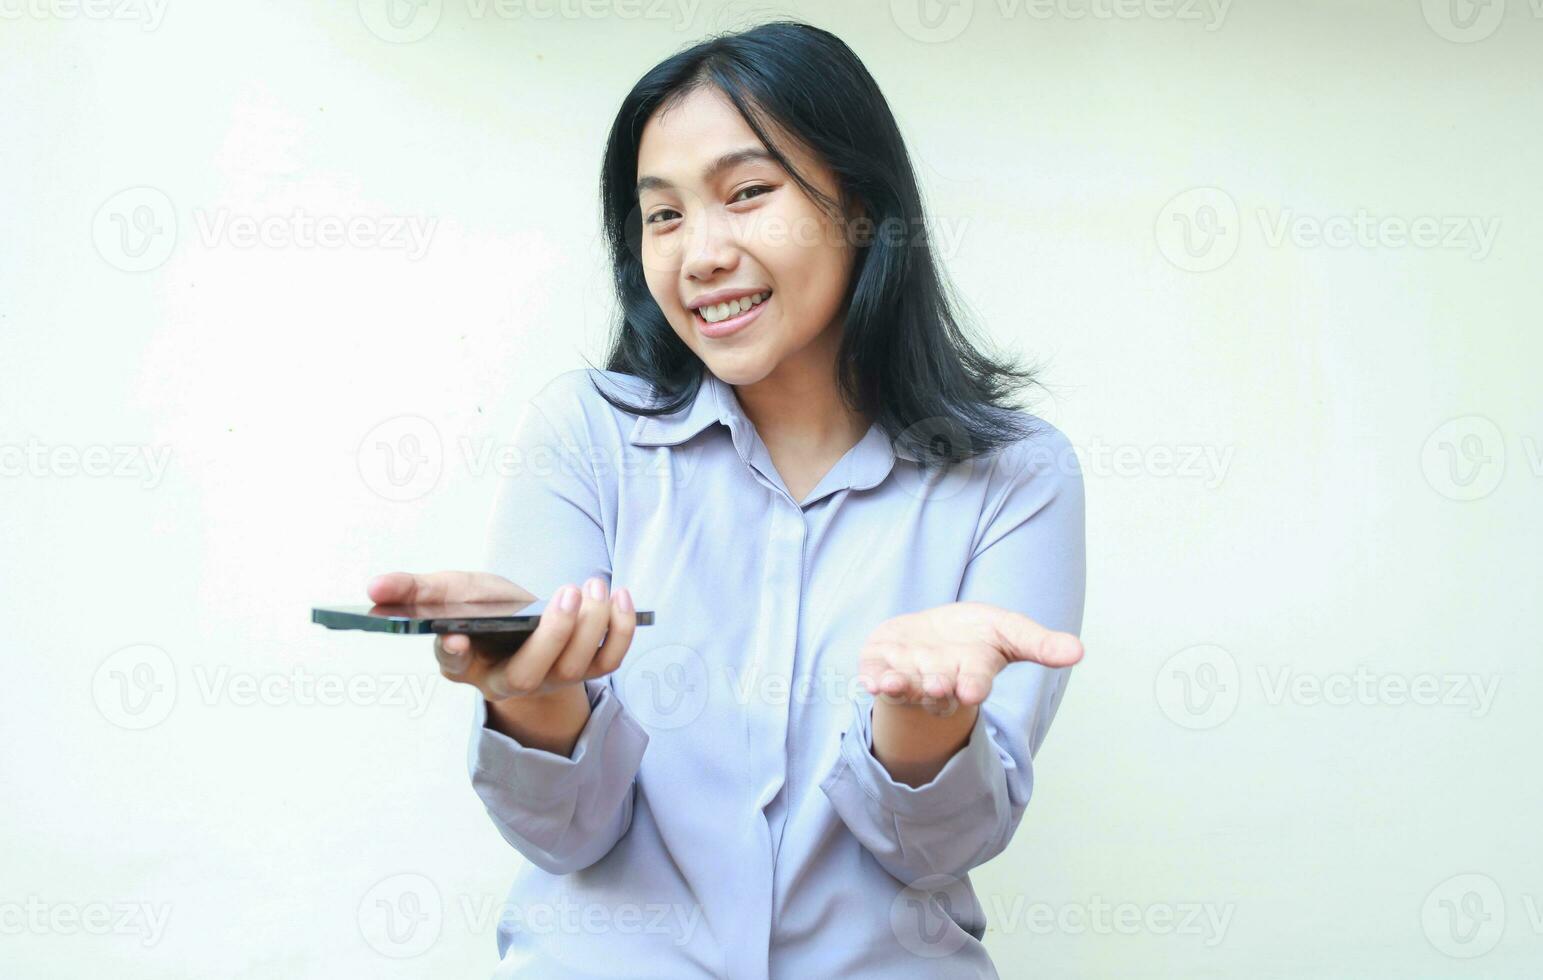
xmin=639 ymin=89 xmax=758 ymax=166
xmin=636 ymin=89 xmax=822 ymax=193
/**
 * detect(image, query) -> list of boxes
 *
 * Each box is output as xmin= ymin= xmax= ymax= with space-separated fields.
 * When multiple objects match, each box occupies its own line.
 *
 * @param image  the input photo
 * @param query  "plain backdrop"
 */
xmin=2 ymin=1 xmax=1540 ymax=977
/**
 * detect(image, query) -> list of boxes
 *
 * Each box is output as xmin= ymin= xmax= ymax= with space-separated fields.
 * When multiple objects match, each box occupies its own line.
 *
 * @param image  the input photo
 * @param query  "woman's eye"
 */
xmin=644 ymin=187 xmax=769 ymax=229
xmin=733 ymin=185 xmax=772 ymax=203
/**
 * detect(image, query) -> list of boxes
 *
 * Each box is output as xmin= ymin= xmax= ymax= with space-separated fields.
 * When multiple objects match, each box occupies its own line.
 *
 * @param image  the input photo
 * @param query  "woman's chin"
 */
xmin=698 ymin=352 xmax=771 ymax=386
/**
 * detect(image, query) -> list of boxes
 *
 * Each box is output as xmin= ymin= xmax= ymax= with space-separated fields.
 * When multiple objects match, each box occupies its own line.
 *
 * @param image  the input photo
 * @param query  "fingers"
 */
xmin=367 ymin=570 xmax=536 ymax=605
xmin=913 ymin=648 xmax=959 ymax=700
xmin=586 ymin=585 xmax=637 ymax=679
xmin=992 ymin=611 xmax=1084 ymax=668
xmin=483 ymin=579 xmax=639 ymax=695
xmin=497 ymin=585 xmax=583 ymax=697
xmin=424 ymin=577 xmax=635 ymax=702
xmin=856 ymin=608 xmax=1084 ymax=716
xmin=435 ymin=633 xmax=507 ymax=705
xmin=858 ymin=640 xmax=907 ymax=697
xmin=860 ymin=642 xmax=961 ymax=704
xmin=434 ymin=632 xmax=481 ymax=680
xmin=859 ymin=643 xmax=1006 ymax=709
xmin=550 ymin=578 xmax=614 ymax=682
xmin=435 ymin=631 xmax=527 ymax=694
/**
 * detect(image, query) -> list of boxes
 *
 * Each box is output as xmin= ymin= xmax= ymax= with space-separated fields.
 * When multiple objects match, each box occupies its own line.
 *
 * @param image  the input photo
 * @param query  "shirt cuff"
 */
xmin=469 ymin=679 xmax=618 ymax=802
xmin=829 ymin=696 xmax=1005 ymax=822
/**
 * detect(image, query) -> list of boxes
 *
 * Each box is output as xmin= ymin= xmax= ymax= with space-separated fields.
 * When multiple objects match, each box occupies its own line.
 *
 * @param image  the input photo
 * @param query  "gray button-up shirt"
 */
xmin=469 ymin=366 xmax=1086 ymax=979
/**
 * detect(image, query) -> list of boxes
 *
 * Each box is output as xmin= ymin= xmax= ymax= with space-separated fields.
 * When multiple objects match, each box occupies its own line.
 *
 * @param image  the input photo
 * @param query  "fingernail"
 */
xmin=559 ymin=587 xmax=580 ymax=612
xmin=586 ymin=577 xmax=607 ymax=600
xmin=616 ymin=588 xmax=633 ymax=613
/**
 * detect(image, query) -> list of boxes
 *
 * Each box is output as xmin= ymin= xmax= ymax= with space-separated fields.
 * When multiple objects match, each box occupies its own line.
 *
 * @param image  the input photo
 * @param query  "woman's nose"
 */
xmin=682 ymin=209 xmax=741 ymax=282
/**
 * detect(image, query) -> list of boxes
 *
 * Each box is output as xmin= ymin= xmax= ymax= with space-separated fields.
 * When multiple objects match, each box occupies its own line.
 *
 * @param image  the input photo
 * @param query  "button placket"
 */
xmin=748 ymin=501 xmax=803 ymax=809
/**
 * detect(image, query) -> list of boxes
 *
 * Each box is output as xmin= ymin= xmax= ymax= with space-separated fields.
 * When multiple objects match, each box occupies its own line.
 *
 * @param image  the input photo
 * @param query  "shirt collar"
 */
xmin=627 ymin=367 xmax=733 ymax=449
xmin=627 ymin=367 xmax=917 ymax=497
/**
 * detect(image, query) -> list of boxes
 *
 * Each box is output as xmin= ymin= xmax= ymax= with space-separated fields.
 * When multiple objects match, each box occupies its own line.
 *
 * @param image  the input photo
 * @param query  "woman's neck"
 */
xmin=726 ymin=328 xmax=870 ymax=459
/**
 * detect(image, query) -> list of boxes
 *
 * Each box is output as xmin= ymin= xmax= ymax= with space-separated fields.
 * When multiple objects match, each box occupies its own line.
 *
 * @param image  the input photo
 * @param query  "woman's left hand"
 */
xmin=858 ymin=601 xmax=1084 ymax=716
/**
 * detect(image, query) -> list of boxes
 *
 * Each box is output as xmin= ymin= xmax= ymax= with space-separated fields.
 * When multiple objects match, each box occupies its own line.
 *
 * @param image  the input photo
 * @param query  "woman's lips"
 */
xmin=694 ymin=295 xmax=768 ymax=339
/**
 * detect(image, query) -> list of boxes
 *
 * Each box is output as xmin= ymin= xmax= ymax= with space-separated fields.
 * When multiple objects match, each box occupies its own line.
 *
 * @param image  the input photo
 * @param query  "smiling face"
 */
xmin=634 ymin=85 xmax=859 ymax=387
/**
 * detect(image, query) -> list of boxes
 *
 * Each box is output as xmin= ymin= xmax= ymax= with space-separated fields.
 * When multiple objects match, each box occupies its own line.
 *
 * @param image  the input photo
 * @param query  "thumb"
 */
xmin=993 ymin=611 xmax=1084 ymax=668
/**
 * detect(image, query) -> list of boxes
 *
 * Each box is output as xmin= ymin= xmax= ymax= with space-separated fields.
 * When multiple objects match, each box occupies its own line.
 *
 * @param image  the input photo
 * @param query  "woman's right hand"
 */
xmin=365 ymin=570 xmax=637 ymax=704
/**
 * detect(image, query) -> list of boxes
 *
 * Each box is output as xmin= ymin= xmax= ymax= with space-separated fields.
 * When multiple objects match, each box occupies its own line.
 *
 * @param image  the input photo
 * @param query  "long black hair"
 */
xmin=581 ymin=19 xmax=1047 ymax=470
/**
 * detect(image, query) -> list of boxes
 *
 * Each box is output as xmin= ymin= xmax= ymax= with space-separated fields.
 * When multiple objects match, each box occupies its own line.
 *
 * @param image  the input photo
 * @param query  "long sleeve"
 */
xmin=819 ymin=424 xmax=1087 ymax=885
xmin=469 ymin=680 xmax=649 ymax=874
xmin=468 ymin=378 xmax=650 ymax=874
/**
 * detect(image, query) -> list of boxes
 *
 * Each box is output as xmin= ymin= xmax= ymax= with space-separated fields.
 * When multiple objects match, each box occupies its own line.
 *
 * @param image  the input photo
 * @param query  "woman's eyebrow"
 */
xmin=636 ymin=147 xmax=775 ymax=196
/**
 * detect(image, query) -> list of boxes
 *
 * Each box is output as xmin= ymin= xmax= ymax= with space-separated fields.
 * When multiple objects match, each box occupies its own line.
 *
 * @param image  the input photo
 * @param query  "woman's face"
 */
xmin=634 ymin=86 xmax=857 ymax=386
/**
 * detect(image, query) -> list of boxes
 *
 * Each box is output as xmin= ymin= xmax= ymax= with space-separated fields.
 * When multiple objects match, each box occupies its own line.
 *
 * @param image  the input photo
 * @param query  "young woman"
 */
xmin=368 ymin=20 xmax=1086 ymax=979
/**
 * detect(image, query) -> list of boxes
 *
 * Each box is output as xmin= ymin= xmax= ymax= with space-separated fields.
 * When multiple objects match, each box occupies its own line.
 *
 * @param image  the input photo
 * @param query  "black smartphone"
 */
xmin=311 ymin=598 xmax=655 ymax=635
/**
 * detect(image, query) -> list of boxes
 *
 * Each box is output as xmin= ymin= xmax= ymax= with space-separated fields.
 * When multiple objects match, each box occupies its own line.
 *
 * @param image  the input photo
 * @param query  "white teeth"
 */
xmin=699 ymin=292 xmax=767 ymax=324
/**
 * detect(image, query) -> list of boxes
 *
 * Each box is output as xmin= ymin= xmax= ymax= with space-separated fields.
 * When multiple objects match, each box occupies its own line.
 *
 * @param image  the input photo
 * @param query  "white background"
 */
xmin=2 ymin=0 xmax=1540 ymax=976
